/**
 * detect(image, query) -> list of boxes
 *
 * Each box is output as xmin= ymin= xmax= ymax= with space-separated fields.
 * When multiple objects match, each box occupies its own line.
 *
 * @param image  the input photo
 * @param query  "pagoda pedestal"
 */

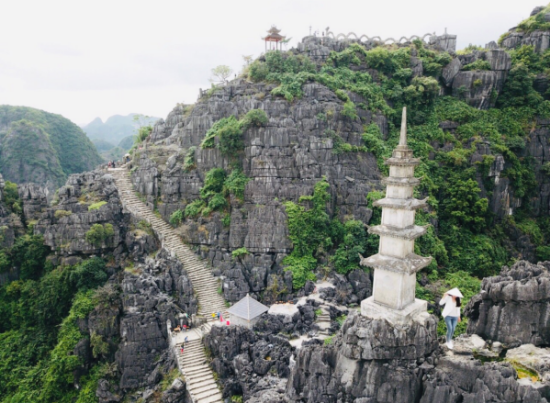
xmin=360 ymin=107 xmax=432 ymax=323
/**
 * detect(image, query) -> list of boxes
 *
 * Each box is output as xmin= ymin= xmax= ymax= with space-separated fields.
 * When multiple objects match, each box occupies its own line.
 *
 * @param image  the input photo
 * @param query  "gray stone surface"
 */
xmin=466 ymin=260 xmax=550 ymax=347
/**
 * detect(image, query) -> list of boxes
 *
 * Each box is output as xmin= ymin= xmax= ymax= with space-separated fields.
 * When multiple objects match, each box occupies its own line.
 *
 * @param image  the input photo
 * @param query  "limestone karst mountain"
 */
xmin=0 ymin=105 xmax=103 ymax=194
xmin=3 ymin=4 xmax=550 ymax=403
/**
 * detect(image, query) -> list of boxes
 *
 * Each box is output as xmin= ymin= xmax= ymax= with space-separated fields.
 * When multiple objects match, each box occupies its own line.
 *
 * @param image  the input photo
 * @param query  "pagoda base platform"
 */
xmin=361 ymin=297 xmax=428 ymax=325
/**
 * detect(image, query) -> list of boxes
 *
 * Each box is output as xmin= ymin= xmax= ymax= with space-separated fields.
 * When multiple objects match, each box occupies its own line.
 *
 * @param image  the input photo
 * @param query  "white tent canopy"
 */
xmin=227 ymin=294 xmax=269 ymax=321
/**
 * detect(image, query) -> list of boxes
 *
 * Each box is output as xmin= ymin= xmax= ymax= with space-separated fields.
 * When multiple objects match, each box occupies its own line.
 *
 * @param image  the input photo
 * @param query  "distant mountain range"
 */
xmin=82 ymin=114 xmax=159 ymax=160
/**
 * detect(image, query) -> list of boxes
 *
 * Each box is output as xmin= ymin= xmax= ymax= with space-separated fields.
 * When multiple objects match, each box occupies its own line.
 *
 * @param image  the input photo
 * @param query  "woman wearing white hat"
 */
xmin=439 ymin=288 xmax=463 ymax=349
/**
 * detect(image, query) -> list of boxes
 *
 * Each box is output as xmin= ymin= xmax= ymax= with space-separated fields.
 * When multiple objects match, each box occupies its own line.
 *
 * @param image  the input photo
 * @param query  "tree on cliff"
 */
xmin=210 ymin=65 xmax=233 ymax=85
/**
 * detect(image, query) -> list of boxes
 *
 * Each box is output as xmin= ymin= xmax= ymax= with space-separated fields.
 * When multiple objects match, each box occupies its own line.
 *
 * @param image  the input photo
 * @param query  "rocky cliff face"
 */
xmin=132 ymin=80 xmax=382 ymax=302
xmin=466 ymin=260 xmax=550 ymax=348
xmin=286 ymin=311 xmax=440 ymax=402
xmin=16 ymin=170 xmax=194 ymax=402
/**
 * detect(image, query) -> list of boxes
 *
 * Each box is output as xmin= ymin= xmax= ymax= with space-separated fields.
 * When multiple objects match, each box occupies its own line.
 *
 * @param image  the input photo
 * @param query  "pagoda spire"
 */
xmin=399 ymin=107 xmax=407 ymax=147
xmin=360 ymin=106 xmax=432 ymax=323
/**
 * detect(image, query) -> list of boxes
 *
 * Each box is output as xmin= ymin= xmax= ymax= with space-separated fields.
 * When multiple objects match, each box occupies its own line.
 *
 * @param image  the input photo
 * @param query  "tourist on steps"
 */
xmin=439 ymin=287 xmax=463 ymax=350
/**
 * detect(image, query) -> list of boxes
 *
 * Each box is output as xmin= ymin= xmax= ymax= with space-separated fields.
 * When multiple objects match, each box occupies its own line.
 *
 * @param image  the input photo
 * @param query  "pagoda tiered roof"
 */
xmin=263 ymin=26 xmax=285 ymax=41
xmin=373 ymin=197 xmax=428 ymax=210
xmin=368 ymin=224 xmax=428 ymax=240
xmin=382 ymin=176 xmax=420 ymax=187
xmin=360 ymin=252 xmax=432 ymax=275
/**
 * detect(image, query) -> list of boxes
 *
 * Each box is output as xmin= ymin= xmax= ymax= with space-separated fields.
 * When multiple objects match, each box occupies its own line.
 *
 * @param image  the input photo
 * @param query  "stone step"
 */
xmin=194 ymin=388 xmax=223 ymax=401
xmin=192 ymin=383 xmax=220 ymax=397
xmin=190 ymin=377 xmax=219 ymax=391
xmin=197 ymin=393 xmax=223 ymax=403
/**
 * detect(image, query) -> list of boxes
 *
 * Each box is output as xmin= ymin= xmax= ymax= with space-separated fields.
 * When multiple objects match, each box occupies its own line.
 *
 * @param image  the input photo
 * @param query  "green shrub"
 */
xmin=248 ymin=60 xmax=269 ymax=81
xmin=201 ymin=168 xmax=226 ymax=199
xmin=341 ymin=101 xmax=357 ymax=120
xmin=135 ymin=125 xmax=152 ymax=144
xmin=54 ymin=209 xmax=72 ymax=219
xmin=69 ymin=257 xmax=107 ymax=291
xmin=222 ymin=213 xmax=231 ymax=227
xmin=331 ymin=220 xmax=367 ymax=274
xmin=169 ymin=209 xmax=184 ymax=226
xmin=183 ymin=146 xmax=197 ymax=171
xmin=335 ymin=89 xmax=350 ymax=102
xmin=3 ymin=181 xmax=21 ymax=214
xmin=85 ymin=223 xmax=114 ymax=247
xmin=184 ymin=199 xmax=205 ymax=218
xmin=243 ymin=109 xmax=268 ymax=127
xmin=224 ymin=169 xmax=250 ymax=200
xmin=208 ymin=193 xmax=227 ymax=211
xmin=88 ymin=201 xmax=107 ymax=211
xmin=462 ymin=60 xmax=492 ymax=71
xmin=232 ymin=247 xmax=249 ymax=259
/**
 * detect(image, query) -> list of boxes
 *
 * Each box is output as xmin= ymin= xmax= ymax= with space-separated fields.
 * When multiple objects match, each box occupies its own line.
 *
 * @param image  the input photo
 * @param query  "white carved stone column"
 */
xmin=360 ymin=107 xmax=432 ymax=323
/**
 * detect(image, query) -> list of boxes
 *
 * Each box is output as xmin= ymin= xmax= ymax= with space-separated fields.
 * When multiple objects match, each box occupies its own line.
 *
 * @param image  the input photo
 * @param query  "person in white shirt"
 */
xmin=439 ymin=289 xmax=462 ymax=349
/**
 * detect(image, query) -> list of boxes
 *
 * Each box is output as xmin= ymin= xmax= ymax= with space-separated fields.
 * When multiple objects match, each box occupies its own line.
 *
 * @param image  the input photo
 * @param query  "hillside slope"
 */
xmin=129 ymin=7 xmax=550 ymax=306
xmin=0 ymin=105 xmax=103 ymax=193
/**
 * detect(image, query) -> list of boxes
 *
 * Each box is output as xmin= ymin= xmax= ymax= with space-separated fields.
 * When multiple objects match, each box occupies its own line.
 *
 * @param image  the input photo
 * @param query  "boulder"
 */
xmin=465 ymin=260 xmax=550 ymax=347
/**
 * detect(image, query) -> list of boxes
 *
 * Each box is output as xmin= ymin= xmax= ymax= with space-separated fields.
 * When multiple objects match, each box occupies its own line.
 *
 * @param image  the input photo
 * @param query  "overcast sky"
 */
xmin=0 ymin=0 xmax=544 ymax=126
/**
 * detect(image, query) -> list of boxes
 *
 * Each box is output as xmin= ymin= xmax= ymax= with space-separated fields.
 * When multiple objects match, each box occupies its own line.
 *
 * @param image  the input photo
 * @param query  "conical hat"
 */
xmin=446 ymin=287 xmax=464 ymax=298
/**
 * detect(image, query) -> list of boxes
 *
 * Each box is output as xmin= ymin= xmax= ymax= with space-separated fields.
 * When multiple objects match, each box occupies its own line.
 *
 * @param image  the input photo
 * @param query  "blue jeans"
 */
xmin=445 ymin=316 xmax=459 ymax=343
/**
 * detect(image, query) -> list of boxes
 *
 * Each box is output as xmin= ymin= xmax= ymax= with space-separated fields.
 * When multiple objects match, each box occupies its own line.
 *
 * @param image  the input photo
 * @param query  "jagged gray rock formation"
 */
xmin=420 ymin=356 xmax=549 ymax=403
xmin=18 ymin=183 xmax=49 ymax=222
xmin=116 ymin=248 xmax=196 ymax=390
xmin=286 ymin=310 xmax=439 ymax=402
xmin=131 ymin=79 xmax=384 ymax=302
xmin=204 ymin=325 xmax=292 ymax=401
xmin=465 ymin=260 xmax=550 ymax=347
xmin=34 ymin=170 xmax=128 ymax=263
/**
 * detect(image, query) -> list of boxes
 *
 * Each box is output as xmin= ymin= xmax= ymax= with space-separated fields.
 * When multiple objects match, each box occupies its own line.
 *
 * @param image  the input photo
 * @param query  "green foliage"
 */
xmin=183 ymin=146 xmax=197 ymax=171
xmin=184 ymin=199 xmax=205 ymax=218
xmin=170 ymin=209 xmax=184 ymax=226
xmin=85 ymin=224 xmax=114 ymax=247
xmin=88 ymin=201 xmax=107 ymax=211
xmin=462 ymin=60 xmax=492 ymax=71
xmin=497 ymin=63 xmax=544 ymax=108
xmin=217 ymin=117 xmax=245 ymax=156
xmin=0 ymin=105 xmax=102 ymax=177
xmin=69 ymin=258 xmax=107 ymax=291
xmin=135 ymin=125 xmax=152 ymax=144
xmin=11 ymin=235 xmax=50 ymax=281
xmin=224 ymin=169 xmax=250 ymax=200
xmin=330 ymin=220 xmax=367 ymax=274
xmin=200 ymin=111 xmax=266 ymax=156
xmin=54 ymin=209 xmax=72 ymax=219
xmin=3 ymin=181 xmax=21 ymax=215
xmin=0 ymin=253 xmax=108 ymax=402
xmin=516 ymin=5 xmax=550 ymax=33
xmin=201 ymin=168 xmax=227 ymax=199
xmin=242 ymin=109 xmax=268 ymax=127
xmin=440 ymin=177 xmax=488 ymax=231
xmin=283 ymin=179 xmax=332 ymax=289
xmin=341 ymin=101 xmax=358 ymax=120
xmin=232 ymin=247 xmax=249 ymax=259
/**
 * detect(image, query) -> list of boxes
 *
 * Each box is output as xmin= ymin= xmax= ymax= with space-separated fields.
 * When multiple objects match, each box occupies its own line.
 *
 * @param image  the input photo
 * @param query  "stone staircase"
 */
xmin=316 ymin=307 xmax=332 ymax=336
xmin=109 ymin=168 xmax=225 ymax=402
xmin=109 ymin=168 xmax=227 ymax=316
xmin=176 ymin=337 xmax=223 ymax=403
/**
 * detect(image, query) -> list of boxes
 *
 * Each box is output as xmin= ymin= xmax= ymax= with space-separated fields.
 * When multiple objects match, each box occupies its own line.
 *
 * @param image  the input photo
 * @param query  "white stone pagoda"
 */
xmin=360 ymin=107 xmax=432 ymax=323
